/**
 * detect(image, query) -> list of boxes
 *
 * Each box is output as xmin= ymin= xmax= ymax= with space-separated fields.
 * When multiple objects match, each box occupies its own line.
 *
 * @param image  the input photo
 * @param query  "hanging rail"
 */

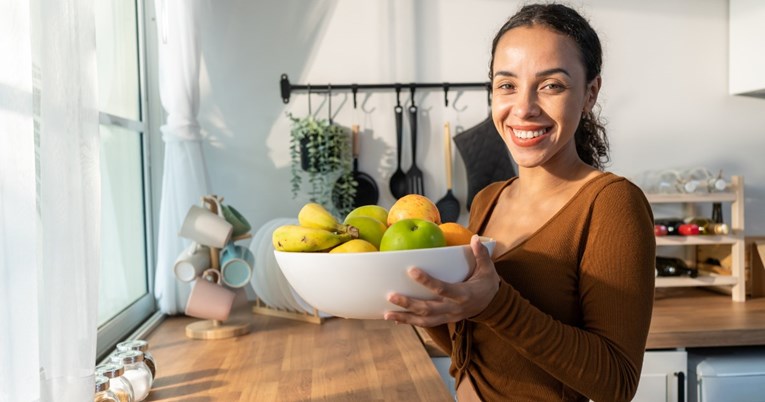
xmin=280 ymin=73 xmax=490 ymax=106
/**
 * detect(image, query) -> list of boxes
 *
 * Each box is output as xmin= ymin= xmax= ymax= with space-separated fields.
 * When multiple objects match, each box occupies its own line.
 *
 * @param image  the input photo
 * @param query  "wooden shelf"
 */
xmin=655 ymin=275 xmax=740 ymax=288
xmin=647 ymin=176 xmax=746 ymax=302
xmin=645 ymin=192 xmax=737 ymax=204
xmin=656 ymin=233 xmax=743 ymax=246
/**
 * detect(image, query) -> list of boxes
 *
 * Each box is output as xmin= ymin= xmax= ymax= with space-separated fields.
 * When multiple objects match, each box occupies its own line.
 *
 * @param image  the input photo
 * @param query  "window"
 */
xmin=94 ymin=0 xmax=156 ymax=360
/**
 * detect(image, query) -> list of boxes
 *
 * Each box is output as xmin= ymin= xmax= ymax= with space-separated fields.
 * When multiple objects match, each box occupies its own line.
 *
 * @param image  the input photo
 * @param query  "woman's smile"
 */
xmin=509 ymin=125 xmax=552 ymax=147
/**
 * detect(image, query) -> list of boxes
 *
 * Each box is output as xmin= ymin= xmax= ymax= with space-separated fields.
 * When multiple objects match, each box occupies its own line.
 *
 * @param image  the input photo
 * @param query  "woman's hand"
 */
xmin=384 ymin=235 xmax=500 ymax=327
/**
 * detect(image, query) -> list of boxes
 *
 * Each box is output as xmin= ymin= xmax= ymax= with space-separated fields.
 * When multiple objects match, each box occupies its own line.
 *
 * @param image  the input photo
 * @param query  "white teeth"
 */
xmin=513 ymin=128 xmax=547 ymax=139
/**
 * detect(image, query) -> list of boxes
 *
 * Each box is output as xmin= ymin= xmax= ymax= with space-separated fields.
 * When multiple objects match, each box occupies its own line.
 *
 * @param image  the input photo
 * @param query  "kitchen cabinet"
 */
xmin=648 ymin=176 xmax=746 ymax=302
xmin=632 ymin=350 xmax=688 ymax=402
xmin=729 ymin=0 xmax=765 ymax=97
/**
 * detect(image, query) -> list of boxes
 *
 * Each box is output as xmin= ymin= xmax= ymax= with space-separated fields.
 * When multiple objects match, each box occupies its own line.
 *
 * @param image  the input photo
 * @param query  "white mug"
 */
xmin=173 ymin=243 xmax=211 ymax=282
xmin=178 ymin=205 xmax=233 ymax=249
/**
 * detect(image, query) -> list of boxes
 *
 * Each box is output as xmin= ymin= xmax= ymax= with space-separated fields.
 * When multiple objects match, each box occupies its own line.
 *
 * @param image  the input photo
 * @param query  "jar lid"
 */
xmin=110 ymin=350 xmax=144 ymax=364
xmin=96 ymin=363 xmax=125 ymax=378
xmin=95 ymin=375 xmax=110 ymax=392
xmin=116 ymin=339 xmax=148 ymax=352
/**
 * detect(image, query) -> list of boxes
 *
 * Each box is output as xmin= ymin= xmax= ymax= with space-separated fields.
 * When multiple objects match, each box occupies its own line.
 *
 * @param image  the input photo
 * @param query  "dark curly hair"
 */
xmin=489 ymin=3 xmax=610 ymax=169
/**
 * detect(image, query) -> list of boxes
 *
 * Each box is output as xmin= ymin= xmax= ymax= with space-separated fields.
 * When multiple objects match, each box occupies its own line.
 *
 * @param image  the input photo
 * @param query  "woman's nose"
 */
xmin=512 ymin=90 xmax=540 ymax=118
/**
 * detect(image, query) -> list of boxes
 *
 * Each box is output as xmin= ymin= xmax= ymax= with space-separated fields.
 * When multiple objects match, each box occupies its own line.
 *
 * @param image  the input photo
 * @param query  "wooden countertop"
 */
xmin=648 ymin=288 xmax=765 ymax=349
xmin=144 ymin=311 xmax=452 ymax=401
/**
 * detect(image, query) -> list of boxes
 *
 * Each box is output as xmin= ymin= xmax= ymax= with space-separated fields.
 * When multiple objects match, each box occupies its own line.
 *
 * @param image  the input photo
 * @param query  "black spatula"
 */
xmin=436 ymin=122 xmax=460 ymax=222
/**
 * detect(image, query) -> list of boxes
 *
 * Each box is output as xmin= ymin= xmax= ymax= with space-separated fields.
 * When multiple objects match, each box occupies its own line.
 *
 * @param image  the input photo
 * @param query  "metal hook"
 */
xmin=443 ymin=83 xmax=450 ymax=107
xmin=327 ymin=84 xmax=332 ymax=123
xmin=307 ymin=84 xmax=312 ymax=115
xmin=352 ymin=85 xmax=358 ymax=109
xmin=395 ymin=85 xmax=402 ymax=108
xmin=409 ymin=84 xmax=416 ymax=107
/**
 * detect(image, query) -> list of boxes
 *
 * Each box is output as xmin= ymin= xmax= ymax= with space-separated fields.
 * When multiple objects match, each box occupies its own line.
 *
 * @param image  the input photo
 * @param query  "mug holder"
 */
xmin=184 ymin=195 xmax=253 ymax=340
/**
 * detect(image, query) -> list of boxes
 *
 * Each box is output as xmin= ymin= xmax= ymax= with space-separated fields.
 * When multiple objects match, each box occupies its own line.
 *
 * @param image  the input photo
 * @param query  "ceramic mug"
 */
xmin=221 ymin=204 xmax=251 ymax=237
xmin=173 ymin=242 xmax=211 ymax=282
xmin=184 ymin=269 xmax=236 ymax=322
xmin=220 ymin=244 xmax=254 ymax=288
xmin=178 ymin=205 xmax=233 ymax=249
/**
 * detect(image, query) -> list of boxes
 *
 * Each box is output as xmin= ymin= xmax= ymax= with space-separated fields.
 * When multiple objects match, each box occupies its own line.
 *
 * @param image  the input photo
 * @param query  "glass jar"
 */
xmin=96 ymin=363 xmax=135 ymax=402
xmin=94 ymin=375 xmax=120 ymax=402
xmin=116 ymin=340 xmax=156 ymax=379
xmin=111 ymin=350 xmax=152 ymax=402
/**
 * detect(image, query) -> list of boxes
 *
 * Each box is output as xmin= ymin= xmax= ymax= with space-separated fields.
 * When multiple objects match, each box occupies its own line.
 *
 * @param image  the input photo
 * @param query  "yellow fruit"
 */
xmin=344 ymin=205 xmax=389 ymax=227
xmin=344 ymin=216 xmax=387 ymax=249
xmin=272 ymin=225 xmax=353 ymax=252
xmin=439 ymin=222 xmax=475 ymax=246
xmin=329 ymin=239 xmax=377 ymax=253
xmin=298 ymin=202 xmax=359 ymax=237
xmin=387 ymin=194 xmax=441 ymax=226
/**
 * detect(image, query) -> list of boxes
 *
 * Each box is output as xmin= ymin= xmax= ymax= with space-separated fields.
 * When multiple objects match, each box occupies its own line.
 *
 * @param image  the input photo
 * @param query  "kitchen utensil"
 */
xmin=178 ymin=204 xmax=233 ymax=249
xmin=185 ymin=272 xmax=236 ymax=322
xmin=453 ymin=117 xmax=516 ymax=211
xmin=405 ymin=105 xmax=424 ymax=195
xmin=389 ymin=105 xmax=408 ymax=199
xmin=333 ymin=124 xmax=379 ymax=209
xmin=436 ymin=122 xmax=460 ymax=222
xmin=220 ymin=243 xmax=254 ymax=288
xmin=173 ymin=242 xmax=211 ymax=282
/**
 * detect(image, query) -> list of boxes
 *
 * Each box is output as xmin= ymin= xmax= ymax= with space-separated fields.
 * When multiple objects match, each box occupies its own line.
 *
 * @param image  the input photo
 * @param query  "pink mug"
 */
xmin=185 ymin=269 xmax=235 ymax=322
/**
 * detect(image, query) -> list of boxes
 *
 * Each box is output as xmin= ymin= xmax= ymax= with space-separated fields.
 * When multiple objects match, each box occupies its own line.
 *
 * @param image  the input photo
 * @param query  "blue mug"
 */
xmin=220 ymin=243 xmax=254 ymax=288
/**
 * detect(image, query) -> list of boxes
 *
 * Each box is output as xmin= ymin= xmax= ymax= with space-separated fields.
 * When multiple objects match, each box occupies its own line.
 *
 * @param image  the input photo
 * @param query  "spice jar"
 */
xmin=116 ymin=340 xmax=156 ymax=379
xmin=111 ymin=350 xmax=153 ymax=402
xmin=96 ymin=363 xmax=135 ymax=402
xmin=94 ymin=375 xmax=120 ymax=402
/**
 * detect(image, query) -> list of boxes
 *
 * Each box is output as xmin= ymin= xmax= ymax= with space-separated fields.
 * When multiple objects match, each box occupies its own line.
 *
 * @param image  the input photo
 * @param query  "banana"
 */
xmin=272 ymin=225 xmax=354 ymax=252
xmin=298 ymin=203 xmax=358 ymax=238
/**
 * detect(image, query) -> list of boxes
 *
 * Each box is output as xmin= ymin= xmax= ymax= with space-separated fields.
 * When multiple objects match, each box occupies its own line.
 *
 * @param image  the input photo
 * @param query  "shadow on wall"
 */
xmin=196 ymin=0 xmax=340 ymax=226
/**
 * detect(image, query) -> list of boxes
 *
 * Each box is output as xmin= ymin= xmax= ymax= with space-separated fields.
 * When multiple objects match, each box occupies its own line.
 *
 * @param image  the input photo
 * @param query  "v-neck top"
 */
xmin=424 ymin=172 xmax=656 ymax=402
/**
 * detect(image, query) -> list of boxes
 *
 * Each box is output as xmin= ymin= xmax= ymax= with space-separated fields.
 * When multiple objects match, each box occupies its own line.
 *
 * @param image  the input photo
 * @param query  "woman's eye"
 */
xmin=496 ymin=83 xmax=515 ymax=91
xmin=541 ymin=82 xmax=565 ymax=91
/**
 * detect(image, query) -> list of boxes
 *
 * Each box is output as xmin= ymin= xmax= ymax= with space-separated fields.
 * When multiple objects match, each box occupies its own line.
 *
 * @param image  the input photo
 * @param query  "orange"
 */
xmin=438 ymin=222 xmax=475 ymax=246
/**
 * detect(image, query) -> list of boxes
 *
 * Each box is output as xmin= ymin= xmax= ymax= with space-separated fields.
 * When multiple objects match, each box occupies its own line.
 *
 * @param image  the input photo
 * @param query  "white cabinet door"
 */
xmin=730 ymin=0 xmax=765 ymax=96
xmin=632 ymin=350 xmax=687 ymax=402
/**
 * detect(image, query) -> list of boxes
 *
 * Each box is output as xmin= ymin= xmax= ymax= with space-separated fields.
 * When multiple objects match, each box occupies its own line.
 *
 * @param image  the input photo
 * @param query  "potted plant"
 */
xmin=288 ymin=114 xmax=356 ymax=216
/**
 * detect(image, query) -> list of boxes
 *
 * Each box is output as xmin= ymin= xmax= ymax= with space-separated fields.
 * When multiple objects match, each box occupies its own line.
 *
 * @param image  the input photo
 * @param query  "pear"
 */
xmin=344 ymin=216 xmax=387 ymax=249
xmin=344 ymin=205 xmax=389 ymax=227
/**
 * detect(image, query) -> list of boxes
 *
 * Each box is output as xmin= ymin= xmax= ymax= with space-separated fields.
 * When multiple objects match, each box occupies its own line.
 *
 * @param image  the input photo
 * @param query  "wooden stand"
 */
xmin=252 ymin=298 xmax=326 ymax=325
xmin=185 ymin=319 xmax=251 ymax=340
xmin=184 ymin=195 xmax=254 ymax=339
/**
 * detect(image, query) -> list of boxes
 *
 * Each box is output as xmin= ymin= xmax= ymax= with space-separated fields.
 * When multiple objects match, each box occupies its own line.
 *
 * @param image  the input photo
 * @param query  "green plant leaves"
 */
xmin=288 ymin=113 xmax=356 ymax=217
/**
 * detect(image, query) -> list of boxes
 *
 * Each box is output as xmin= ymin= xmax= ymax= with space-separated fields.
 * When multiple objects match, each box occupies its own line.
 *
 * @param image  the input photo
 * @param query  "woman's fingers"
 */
xmin=407 ymin=267 xmax=458 ymax=299
xmin=470 ymin=235 xmax=492 ymax=274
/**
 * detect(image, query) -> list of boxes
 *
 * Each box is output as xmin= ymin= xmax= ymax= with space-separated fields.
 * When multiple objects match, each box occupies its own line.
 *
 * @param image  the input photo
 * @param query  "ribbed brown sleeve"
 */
xmin=470 ymin=179 xmax=655 ymax=401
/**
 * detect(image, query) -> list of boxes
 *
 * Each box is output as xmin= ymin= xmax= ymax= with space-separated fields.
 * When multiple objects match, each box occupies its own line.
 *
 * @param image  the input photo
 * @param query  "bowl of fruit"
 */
xmin=272 ymin=195 xmax=496 ymax=320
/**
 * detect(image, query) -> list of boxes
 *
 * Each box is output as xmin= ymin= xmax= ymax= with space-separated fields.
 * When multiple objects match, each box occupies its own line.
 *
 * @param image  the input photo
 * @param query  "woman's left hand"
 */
xmin=384 ymin=235 xmax=500 ymax=327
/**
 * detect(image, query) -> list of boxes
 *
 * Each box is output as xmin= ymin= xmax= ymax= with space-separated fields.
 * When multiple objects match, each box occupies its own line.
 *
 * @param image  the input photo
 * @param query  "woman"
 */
xmin=384 ymin=4 xmax=656 ymax=402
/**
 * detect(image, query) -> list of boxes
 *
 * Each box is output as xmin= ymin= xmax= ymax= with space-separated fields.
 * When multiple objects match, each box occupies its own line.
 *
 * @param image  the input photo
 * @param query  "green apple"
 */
xmin=344 ymin=216 xmax=387 ymax=249
xmin=379 ymin=218 xmax=446 ymax=252
xmin=344 ymin=205 xmax=388 ymax=227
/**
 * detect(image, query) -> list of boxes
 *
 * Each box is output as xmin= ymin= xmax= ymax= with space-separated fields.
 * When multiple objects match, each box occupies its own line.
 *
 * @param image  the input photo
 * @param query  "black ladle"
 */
xmin=436 ymin=122 xmax=460 ymax=222
xmin=389 ymin=105 xmax=408 ymax=199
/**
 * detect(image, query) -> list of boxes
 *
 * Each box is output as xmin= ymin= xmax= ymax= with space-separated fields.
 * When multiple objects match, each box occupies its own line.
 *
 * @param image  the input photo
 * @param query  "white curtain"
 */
xmin=153 ymin=0 xmax=210 ymax=314
xmin=0 ymin=0 xmax=100 ymax=400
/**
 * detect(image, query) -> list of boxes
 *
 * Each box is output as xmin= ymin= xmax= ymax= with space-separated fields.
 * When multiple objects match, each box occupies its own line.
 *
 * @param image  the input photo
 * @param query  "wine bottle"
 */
xmin=656 ymin=256 xmax=699 ymax=278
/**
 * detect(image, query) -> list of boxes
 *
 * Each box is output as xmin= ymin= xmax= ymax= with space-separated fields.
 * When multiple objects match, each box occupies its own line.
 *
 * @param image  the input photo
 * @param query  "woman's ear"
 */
xmin=584 ymin=75 xmax=602 ymax=113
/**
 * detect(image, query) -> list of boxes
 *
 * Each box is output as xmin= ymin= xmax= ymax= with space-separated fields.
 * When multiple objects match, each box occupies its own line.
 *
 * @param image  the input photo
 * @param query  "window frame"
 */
xmin=95 ymin=0 xmax=158 ymax=361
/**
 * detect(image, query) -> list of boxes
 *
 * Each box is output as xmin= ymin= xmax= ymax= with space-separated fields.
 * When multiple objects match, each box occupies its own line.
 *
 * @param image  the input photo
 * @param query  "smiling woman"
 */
xmin=383 ymin=4 xmax=655 ymax=402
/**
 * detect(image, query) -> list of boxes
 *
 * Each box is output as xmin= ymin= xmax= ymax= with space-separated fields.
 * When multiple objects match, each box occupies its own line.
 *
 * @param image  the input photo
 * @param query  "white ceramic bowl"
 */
xmin=273 ymin=237 xmax=496 ymax=319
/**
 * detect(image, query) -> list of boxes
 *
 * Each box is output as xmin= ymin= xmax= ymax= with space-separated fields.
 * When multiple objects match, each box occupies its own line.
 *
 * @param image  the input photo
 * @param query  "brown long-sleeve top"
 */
xmin=425 ymin=173 xmax=656 ymax=402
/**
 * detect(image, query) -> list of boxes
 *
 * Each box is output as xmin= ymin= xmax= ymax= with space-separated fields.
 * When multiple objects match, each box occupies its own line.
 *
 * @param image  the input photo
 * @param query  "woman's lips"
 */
xmin=509 ymin=126 xmax=550 ymax=147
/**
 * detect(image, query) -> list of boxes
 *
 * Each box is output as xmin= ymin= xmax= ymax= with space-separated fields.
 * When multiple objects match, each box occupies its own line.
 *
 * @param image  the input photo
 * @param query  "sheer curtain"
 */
xmin=0 ymin=0 xmax=100 ymax=400
xmin=153 ymin=0 xmax=211 ymax=314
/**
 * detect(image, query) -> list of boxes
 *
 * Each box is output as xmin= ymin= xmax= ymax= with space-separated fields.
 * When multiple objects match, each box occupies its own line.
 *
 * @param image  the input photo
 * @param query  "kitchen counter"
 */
xmin=648 ymin=288 xmax=765 ymax=349
xmin=144 ymin=311 xmax=452 ymax=401
xmin=142 ymin=289 xmax=765 ymax=401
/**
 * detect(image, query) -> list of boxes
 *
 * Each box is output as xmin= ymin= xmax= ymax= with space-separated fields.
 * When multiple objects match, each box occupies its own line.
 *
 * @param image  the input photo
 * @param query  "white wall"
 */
xmin=168 ymin=0 xmax=765 ymax=234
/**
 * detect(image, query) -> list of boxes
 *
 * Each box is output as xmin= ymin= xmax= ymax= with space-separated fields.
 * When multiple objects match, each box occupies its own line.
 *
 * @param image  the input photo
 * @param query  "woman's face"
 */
xmin=491 ymin=25 xmax=600 ymax=170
